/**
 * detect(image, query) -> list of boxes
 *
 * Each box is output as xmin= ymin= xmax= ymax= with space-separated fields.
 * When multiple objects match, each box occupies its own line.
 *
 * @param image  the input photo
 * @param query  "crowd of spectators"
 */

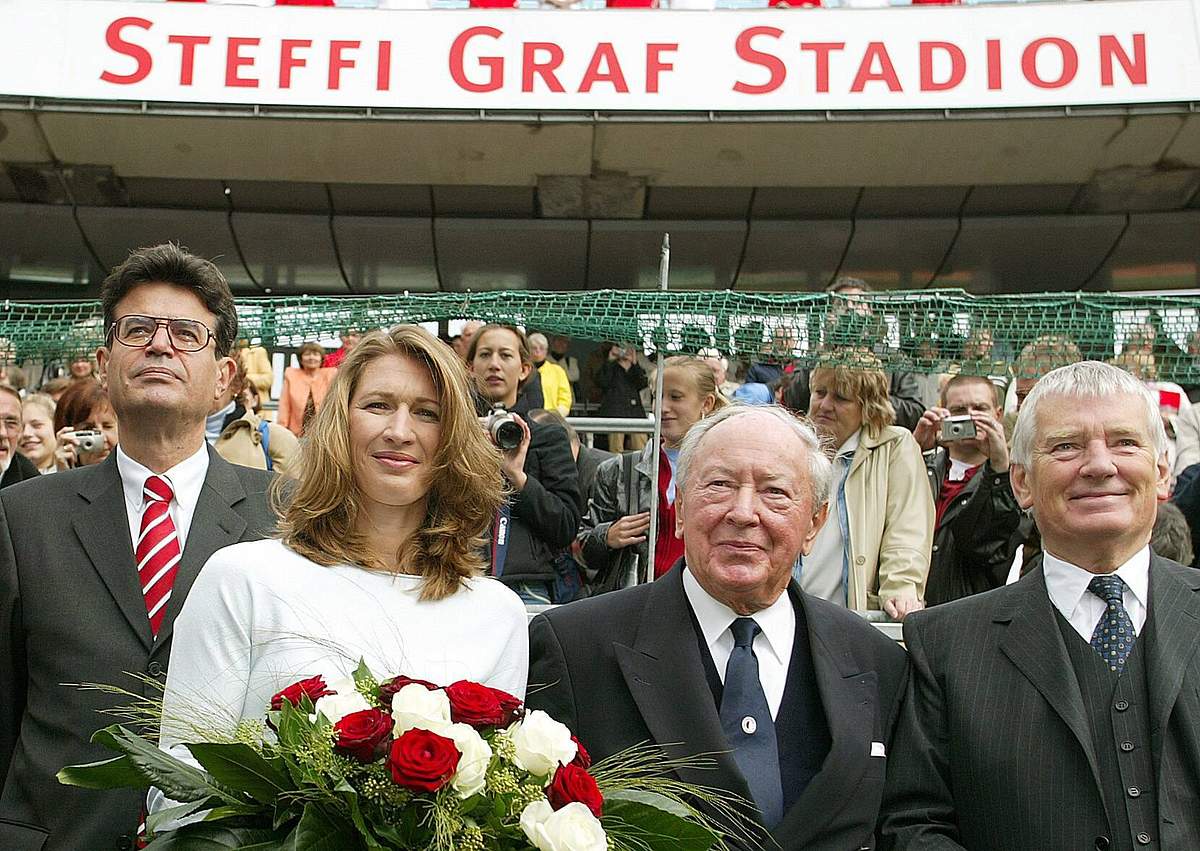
xmin=1 ymin=278 xmax=1198 ymax=616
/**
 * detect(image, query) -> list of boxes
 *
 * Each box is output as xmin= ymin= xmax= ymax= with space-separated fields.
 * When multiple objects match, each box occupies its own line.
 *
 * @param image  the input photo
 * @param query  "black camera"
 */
xmin=483 ymin=406 xmax=523 ymax=451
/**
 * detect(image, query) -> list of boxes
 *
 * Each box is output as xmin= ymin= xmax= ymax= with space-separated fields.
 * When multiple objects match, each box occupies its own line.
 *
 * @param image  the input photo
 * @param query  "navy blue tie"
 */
xmin=719 ymin=617 xmax=783 ymax=828
xmin=1088 ymin=575 xmax=1135 ymax=674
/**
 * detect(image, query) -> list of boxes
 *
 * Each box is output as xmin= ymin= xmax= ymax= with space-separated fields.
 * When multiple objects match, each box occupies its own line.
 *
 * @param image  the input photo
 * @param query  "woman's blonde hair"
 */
xmin=810 ymin=353 xmax=895 ymax=435
xmin=274 ymin=325 xmax=504 ymax=601
xmin=663 ymin=356 xmax=730 ymax=411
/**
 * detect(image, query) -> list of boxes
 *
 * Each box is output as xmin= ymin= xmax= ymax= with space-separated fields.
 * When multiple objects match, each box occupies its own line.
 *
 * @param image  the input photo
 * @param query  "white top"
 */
xmin=116 ymin=443 xmax=209 ymax=552
xmin=682 ymin=567 xmax=794 ymax=720
xmin=800 ymin=429 xmax=860 ymax=605
xmin=1043 ymin=545 xmax=1150 ymax=644
xmin=159 ymin=538 xmax=529 ymax=750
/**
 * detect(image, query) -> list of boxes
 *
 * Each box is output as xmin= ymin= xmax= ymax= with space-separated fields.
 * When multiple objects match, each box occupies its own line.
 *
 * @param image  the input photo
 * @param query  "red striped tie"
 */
xmin=137 ymin=475 xmax=180 ymax=637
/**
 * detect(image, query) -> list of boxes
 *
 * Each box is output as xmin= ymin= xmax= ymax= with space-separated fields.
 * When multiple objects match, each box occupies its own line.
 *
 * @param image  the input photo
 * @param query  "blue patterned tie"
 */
xmin=719 ymin=617 xmax=783 ymax=828
xmin=1088 ymin=575 xmax=1135 ymax=674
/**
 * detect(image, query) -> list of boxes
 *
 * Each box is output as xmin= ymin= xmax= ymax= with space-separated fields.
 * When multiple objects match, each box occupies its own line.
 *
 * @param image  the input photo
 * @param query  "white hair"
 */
xmin=527 ymin=333 xmax=549 ymax=349
xmin=676 ymin=404 xmax=833 ymax=508
xmin=1010 ymin=360 xmax=1168 ymax=467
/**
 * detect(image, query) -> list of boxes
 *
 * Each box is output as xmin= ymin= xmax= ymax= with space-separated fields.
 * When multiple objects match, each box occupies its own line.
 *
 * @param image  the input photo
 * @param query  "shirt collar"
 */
xmin=117 ymin=442 xmax=210 ymax=512
xmin=682 ymin=566 xmax=793 ymax=668
xmin=1043 ymin=545 xmax=1151 ymax=620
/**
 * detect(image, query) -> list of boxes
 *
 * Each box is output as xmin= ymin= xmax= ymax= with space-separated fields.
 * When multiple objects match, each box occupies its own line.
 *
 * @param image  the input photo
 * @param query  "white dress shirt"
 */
xmin=682 ymin=567 xmax=795 ymax=720
xmin=1043 ymin=545 xmax=1150 ymax=644
xmin=116 ymin=443 xmax=210 ymax=553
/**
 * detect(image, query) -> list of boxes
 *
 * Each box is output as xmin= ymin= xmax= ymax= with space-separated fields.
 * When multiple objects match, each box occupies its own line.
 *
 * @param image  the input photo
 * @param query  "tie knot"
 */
xmin=143 ymin=475 xmax=174 ymax=504
xmin=729 ymin=617 xmax=761 ymax=649
xmin=1088 ymin=574 xmax=1126 ymax=606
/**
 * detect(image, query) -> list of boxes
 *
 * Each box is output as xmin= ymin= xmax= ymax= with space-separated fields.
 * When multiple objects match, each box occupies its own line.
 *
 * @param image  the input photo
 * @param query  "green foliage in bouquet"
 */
xmin=59 ymin=661 xmax=750 ymax=851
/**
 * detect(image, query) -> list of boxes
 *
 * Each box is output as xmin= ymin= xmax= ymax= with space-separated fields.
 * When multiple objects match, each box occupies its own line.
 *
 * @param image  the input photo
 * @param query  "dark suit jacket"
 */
xmin=528 ymin=563 xmax=909 ymax=851
xmin=0 ymin=455 xmax=39 ymax=490
xmin=0 ymin=447 xmax=276 ymax=851
xmin=879 ymin=557 xmax=1200 ymax=850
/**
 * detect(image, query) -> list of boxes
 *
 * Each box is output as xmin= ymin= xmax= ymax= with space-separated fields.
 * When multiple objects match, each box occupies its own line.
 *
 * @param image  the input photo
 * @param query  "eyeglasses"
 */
xmin=108 ymin=315 xmax=214 ymax=353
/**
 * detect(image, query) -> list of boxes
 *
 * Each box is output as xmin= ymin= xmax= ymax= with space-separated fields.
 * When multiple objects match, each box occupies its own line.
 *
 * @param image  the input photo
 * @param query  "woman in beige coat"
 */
xmin=803 ymin=358 xmax=934 ymax=620
xmin=277 ymin=342 xmax=336 ymax=436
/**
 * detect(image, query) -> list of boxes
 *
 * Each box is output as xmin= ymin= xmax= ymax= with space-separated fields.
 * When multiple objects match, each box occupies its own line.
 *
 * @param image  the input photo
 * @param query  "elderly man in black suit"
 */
xmin=528 ymin=404 xmax=908 ymax=851
xmin=0 ymin=245 xmax=276 ymax=851
xmin=881 ymin=360 xmax=1200 ymax=850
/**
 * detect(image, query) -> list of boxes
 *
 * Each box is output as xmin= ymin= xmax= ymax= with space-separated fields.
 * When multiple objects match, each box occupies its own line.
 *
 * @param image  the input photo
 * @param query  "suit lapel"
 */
xmin=997 ymin=569 xmax=1103 ymax=791
xmin=613 ymin=566 xmax=754 ymax=802
xmin=1145 ymin=556 xmax=1200 ymax=765
xmin=774 ymin=588 xmax=875 ymax=847
xmin=151 ymin=449 xmax=249 ymax=655
xmin=72 ymin=455 xmax=154 ymax=651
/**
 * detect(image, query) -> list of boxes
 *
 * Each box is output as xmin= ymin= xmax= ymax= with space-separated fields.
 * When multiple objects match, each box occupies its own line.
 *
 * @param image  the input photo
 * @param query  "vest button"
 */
xmin=1136 ymin=833 xmax=1151 ymax=845
xmin=741 ymin=716 xmax=757 ymax=735
xmin=1121 ymin=741 xmax=1135 ymax=752
xmin=1127 ymin=786 xmax=1140 ymax=798
xmin=1114 ymin=699 xmax=1130 ymax=711
xmin=1094 ymin=837 xmax=1110 ymax=851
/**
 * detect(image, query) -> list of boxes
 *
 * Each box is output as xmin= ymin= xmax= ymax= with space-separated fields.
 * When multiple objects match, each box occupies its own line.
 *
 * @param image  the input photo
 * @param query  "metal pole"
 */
xmin=643 ymin=234 xmax=670 ymax=585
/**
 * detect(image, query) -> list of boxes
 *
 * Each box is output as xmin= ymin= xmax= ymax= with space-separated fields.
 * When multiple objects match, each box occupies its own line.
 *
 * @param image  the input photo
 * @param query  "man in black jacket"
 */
xmin=529 ymin=405 xmax=908 ymax=850
xmin=912 ymin=374 xmax=1023 ymax=605
xmin=0 ymin=387 xmax=38 ymax=489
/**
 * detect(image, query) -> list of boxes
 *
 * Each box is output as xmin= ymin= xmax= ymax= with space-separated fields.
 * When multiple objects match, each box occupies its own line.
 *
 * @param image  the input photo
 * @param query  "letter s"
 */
xmin=101 ymin=17 xmax=152 ymax=85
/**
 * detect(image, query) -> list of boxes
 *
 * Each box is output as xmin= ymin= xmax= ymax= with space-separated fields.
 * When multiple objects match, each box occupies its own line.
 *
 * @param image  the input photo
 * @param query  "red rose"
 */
xmin=570 ymin=736 xmax=591 ymax=770
xmin=547 ymin=763 xmax=603 ymax=818
xmin=446 ymin=680 xmax=504 ymax=728
xmin=488 ymin=686 xmax=524 ymax=726
xmin=333 ymin=708 xmax=394 ymax=763
xmin=378 ymin=675 xmax=439 ymax=705
xmin=387 ymin=728 xmax=460 ymax=793
xmin=271 ymin=676 xmax=334 ymax=711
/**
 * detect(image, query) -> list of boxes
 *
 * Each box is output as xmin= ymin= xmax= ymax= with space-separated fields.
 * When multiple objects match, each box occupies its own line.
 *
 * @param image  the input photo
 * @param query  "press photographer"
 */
xmin=913 ymin=373 xmax=1023 ymax=605
xmin=468 ymin=324 xmax=581 ymax=604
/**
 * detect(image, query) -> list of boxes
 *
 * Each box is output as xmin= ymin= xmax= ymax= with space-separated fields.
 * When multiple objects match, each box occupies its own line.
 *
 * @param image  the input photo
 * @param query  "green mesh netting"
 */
xmin=1 ymin=289 xmax=1197 ymax=382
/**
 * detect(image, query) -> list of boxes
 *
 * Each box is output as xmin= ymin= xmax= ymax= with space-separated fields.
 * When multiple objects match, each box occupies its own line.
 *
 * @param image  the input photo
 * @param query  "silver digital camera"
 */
xmin=483 ymin=406 xmax=523 ymax=451
xmin=68 ymin=429 xmax=104 ymax=454
xmin=940 ymin=415 xmax=977 ymax=442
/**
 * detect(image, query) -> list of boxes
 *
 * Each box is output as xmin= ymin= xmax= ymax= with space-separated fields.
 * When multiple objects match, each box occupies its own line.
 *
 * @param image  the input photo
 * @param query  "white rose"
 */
xmin=510 ymin=710 xmax=577 ymax=777
xmin=390 ymin=683 xmax=451 ymax=734
xmin=313 ymin=677 xmax=370 ymax=724
xmin=444 ymin=722 xmax=493 ymax=799
xmin=521 ymin=801 xmax=606 ymax=851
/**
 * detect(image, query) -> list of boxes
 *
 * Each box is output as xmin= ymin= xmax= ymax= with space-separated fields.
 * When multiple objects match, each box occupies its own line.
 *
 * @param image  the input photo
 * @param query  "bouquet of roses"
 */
xmin=60 ymin=662 xmax=737 ymax=850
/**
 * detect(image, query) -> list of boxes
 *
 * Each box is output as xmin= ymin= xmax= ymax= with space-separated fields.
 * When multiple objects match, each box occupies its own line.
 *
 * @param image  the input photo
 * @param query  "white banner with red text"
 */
xmin=0 ymin=0 xmax=1197 ymax=111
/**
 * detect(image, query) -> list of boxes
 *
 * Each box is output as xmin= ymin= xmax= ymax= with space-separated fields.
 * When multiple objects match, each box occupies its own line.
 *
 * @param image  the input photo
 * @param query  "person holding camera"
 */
xmin=804 ymin=355 xmax=933 ymax=620
xmin=596 ymin=341 xmax=649 ymax=453
xmin=468 ymin=324 xmax=581 ymax=604
xmin=51 ymin=380 xmax=118 ymax=468
xmin=912 ymin=374 xmax=1023 ymax=606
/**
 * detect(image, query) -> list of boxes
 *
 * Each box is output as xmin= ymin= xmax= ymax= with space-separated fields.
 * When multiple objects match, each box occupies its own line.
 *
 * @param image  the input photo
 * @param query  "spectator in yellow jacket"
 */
xmin=529 ymin=333 xmax=573 ymax=416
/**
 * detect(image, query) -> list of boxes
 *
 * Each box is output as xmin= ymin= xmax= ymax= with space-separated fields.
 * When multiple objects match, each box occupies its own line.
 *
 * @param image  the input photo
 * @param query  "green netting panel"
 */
xmin=1 ymin=289 xmax=1197 ymax=382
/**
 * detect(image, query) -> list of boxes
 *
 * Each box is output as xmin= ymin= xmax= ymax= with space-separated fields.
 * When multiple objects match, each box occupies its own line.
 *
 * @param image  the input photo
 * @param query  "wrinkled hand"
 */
xmin=913 ymin=407 xmax=950 ymax=453
xmin=605 ymin=512 xmax=651 ymax=548
xmin=971 ymin=413 xmax=1009 ymax=473
xmin=883 ymin=595 xmax=925 ymax=621
xmin=498 ymin=414 xmax=531 ymax=492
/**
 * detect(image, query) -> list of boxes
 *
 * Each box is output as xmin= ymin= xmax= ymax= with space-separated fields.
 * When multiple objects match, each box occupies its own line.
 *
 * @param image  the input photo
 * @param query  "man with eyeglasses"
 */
xmin=0 ymin=386 xmax=38 ymax=490
xmin=0 ymin=244 xmax=277 ymax=851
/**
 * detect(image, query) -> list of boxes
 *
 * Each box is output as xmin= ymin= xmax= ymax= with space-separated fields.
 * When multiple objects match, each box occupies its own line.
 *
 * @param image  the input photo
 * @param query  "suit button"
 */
xmin=1114 ymin=699 xmax=1130 ymax=711
xmin=1121 ymin=741 xmax=1135 ymax=752
xmin=1127 ymin=786 xmax=1140 ymax=797
xmin=147 ymin=661 xmax=166 ymax=678
xmin=856 ymin=556 xmax=865 ymax=565
xmin=932 ymin=544 xmax=940 ymax=552
xmin=1095 ymin=837 xmax=1110 ymax=851
xmin=1136 ymin=833 xmax=1151 ymax=845
xmin=116 ymin=836 xmax=133 ymax=850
